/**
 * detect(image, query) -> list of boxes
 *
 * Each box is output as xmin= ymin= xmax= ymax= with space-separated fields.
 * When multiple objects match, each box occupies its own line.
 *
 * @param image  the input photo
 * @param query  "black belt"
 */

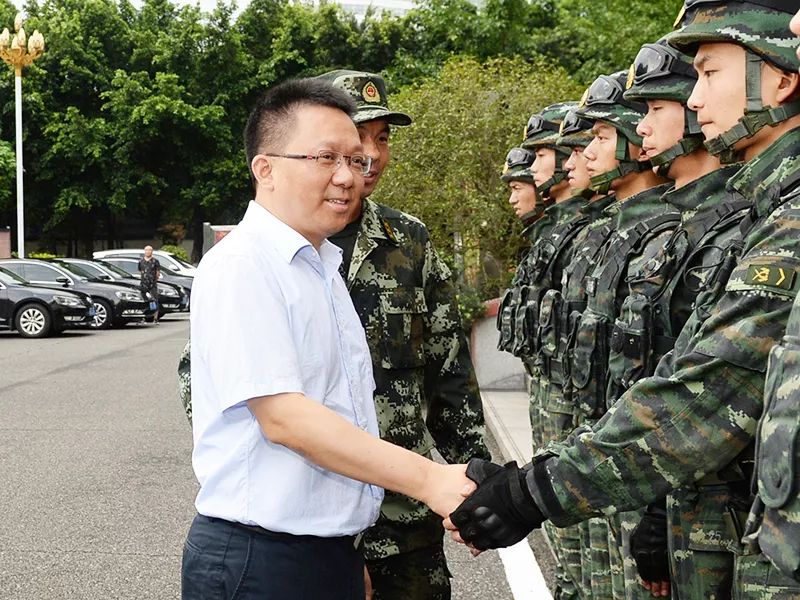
xmin=207 ymin=516 xmax=365 ymax=551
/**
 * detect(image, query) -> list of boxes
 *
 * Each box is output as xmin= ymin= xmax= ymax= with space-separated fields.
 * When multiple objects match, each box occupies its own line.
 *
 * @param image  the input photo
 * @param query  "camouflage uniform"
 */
xmin=529 ymin=2 xmax=800 ymax=584
xmin=340 ymin=198 xmax=489 ymax=598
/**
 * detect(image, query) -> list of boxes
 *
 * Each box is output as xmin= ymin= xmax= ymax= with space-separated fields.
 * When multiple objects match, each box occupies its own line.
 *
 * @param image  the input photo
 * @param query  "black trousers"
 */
xmin=182 ymin=514 xmax=365 ymax=600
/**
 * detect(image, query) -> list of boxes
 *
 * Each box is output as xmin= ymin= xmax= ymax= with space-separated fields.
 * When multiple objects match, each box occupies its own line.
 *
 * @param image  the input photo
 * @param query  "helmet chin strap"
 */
xmin=704 ymin=50 xmax=800 ymax=164
xmin=589 ymin=134 xmax=652 ymax=194
xmin=536 ymin=147 xmax=572 ymax=199
xmin=650 ymin=110 xmax=704 ymax=177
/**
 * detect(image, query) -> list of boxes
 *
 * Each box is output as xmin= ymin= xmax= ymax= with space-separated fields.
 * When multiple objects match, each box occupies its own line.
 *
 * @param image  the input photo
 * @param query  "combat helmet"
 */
xmin=500 ymin=146 xmax=546 ymax=221
xmin=624 ymin=38 xmax=705 ymax=175
xmin=315 ymin=69 xmax=412 ymax=126
xmin=556 ymin=106 xmax=595 ymax=149
xmin=575 ymin=71 xmax=651 ymax=194
xmin=521 ymin=102 xmax=576 ymax=198
xmin=667 ymin=0 xmax=800 ymax=163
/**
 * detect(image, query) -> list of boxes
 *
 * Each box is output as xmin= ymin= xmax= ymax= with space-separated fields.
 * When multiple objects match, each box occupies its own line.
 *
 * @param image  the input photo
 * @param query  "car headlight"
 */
xmin=158 ymin=284 xmax=179 ymax=297
xmin=53 ymin=295 xmax=82 ymax=307
xmin=115 ymin=290 xmax=142 ymax=301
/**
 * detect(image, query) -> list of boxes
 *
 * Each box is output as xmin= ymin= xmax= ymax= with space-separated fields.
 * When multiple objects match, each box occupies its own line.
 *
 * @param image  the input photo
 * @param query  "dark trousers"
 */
xmin=366 ymin=543 xmax=451 ymax=600
xmin=182 ymin=514 xmax=365 ymax=600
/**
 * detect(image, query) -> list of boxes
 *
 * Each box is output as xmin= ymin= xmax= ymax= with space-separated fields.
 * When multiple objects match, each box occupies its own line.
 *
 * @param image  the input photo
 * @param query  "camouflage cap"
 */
xmin=624 ymin=38 xmax=698 ymax=103
xmin=500 ymin=147 xmax=535 ymax=183
xmin=521 ymin=102 xmax=577 ymax=149
xmin=315 ymin=69 xmax=412 ymax=126
xmin=667 ymin=0 xmax=800 ymax=73
xmin=576 ymin=71 xmax=647 ymax=146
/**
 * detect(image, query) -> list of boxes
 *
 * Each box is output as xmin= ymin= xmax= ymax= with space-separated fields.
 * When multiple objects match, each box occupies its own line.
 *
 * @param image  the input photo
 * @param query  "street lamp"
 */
xmin=0 ymin=13 xmax=44 ymax=258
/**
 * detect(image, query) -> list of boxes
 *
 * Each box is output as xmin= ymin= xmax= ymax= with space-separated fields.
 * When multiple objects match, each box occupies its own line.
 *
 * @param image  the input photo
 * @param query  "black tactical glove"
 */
xmin=449 ymin=458 xmax=544 ymax=550
xmin=630 ymin=503 xmax=670 ymax=583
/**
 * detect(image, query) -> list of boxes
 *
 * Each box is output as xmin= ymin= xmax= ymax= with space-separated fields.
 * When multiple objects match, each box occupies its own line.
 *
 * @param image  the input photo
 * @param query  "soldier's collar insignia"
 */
xmin=362 ymin=81 xmax=381 ymax=104
xmin=381 ymin=218 xmax=398 ymax=243
xmin=673 ymin=5 xmax=685 ymax=28
xmin=626 ymin=64 xmax=635 ymax=90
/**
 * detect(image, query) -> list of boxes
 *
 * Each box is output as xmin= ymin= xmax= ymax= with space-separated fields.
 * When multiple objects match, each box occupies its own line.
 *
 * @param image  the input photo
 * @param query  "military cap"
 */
xmin=316 ymin=69 xmax=412 ymax=126
xmin=624 ymin=38 xmax=698 ymax=104
xmin=576 ymin=71 xmax=647 ymax=146
xmin=668 ymin=0 xmax=800 ymax=73
xmin=521 ymin=102 xmax=577 ymax=149
xmin=500 ymin=147 xmax=535 ymax=183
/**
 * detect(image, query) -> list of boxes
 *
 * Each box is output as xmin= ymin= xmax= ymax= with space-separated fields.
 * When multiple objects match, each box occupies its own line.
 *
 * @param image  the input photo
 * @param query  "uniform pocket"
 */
xmin=379 ymin=287 xmax=427 ymax=369
xmin=570 ymin=312 xmax=609 ymax=418
xmin=608 ymin=293 xmax=653 ymax=393
xmin=539 ymin=289 xmax=562 ymax=359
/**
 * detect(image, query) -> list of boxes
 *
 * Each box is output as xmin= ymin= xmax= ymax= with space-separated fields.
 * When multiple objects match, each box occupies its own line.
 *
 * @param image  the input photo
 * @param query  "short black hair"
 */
xmin=244 ymin=78 xmax=357 ymax=179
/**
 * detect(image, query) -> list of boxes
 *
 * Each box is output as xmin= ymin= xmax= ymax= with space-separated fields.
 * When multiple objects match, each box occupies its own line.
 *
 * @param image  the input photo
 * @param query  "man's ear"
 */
xmin=251 ymin=155 xmax=274 ymax=190
xmin=776 ymin=68 xmax=800 ymax=104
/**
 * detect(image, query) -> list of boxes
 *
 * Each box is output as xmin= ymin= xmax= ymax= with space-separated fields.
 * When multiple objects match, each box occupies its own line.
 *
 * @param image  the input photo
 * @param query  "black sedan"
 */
xmin=0 ymin=259 xmax=155 ymax=329
xmin=0 ymin=266 xmax=94 ymax=337
xmin=57 ymin=258 xmax=189 ymax=317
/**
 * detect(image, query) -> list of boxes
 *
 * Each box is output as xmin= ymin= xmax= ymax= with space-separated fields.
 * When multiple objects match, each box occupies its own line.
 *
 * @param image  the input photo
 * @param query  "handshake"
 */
xmin=443 ymin=459 xmax=546 ymax=551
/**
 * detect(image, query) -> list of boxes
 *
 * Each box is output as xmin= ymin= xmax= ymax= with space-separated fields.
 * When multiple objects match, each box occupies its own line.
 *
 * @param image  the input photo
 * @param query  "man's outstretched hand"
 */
xmin=444 ymin=458 xmax=545 ymax=551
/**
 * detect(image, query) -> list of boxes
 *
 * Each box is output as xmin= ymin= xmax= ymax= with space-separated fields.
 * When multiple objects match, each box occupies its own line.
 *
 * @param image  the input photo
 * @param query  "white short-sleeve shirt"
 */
xmin=190 ymin=201 xmax=383 ymax=536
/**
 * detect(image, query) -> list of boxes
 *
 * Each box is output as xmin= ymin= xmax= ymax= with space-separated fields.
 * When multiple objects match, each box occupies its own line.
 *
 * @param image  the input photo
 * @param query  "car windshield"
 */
xmin=97 ymin=260 xmax=135 ymax=278
xmin=56 ymin=261 xmax=95 ymax=280
xmin=160 ymin=264 xmax=180 ymax=276
xmin=0 ymin=265 xmax=27 ymax=285
xmin=172 ymin=255 xmax=194 ymax=269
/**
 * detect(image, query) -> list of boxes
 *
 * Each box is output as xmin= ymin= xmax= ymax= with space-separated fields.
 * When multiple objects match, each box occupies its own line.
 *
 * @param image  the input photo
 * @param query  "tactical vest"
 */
xmin=497 ymin=213 xmax=588 ymax=361
xmin=570 ymin=212 xmax=680 ymax=420
xmin=542 ymin=219 xmax=617 ymax=391
xmin=606 ymin=197 xmax=751 ymax=404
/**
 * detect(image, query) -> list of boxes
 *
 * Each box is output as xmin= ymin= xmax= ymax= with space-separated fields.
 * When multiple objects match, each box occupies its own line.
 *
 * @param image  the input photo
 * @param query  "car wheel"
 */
xmin=90 ymin=299 xmax=112 ymax=329
xmin=15 ymin=303 xmax=52 ymax=338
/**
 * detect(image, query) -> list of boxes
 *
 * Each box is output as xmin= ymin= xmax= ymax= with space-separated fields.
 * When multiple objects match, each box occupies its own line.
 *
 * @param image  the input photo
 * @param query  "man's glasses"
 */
xmin=631 ymin=43 xmax=696 ymax=85
xmin=265 ymin=150 xmax=373 ymax=175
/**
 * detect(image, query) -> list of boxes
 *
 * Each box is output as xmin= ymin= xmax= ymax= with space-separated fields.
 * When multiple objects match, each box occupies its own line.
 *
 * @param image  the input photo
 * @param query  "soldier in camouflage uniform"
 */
xmin=179 ymin=70 xmax=490 ymax=600
xmin=619 ymin=39 xmax=746 ymax=600
xmin=447 ymin=5 xmax=800 ymax=600
xmin=740 ymin=6 xmax=800 ymax=595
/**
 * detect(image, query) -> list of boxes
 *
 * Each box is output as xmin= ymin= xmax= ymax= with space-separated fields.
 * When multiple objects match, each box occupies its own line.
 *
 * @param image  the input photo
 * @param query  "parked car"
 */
xmin=0 ymin=259 xmax=155 ymax=329
xmin=99 ymin=257 xmax=193 ymax=301
xmin=92 ymin=249 xmax=197 ymax=276
xmin=0 ymin=266 xmax=94 ymax=337
xmin=57 ymin=258 xmax=189 ymax=317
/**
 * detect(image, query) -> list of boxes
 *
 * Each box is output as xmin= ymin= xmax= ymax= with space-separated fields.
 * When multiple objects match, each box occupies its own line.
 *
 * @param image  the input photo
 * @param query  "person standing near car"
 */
xmin=138 ymin=245 xmax=160 ymax=323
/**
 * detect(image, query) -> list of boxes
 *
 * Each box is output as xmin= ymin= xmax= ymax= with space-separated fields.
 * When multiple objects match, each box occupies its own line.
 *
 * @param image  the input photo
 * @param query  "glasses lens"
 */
xmin=349 ymin=154 xmax=372 ymax=175
xmin=316 ymin=151 xmax=340 ymax=169
xmin=506 ymin=148 xmax=534 ymax=168
xmin=633 ymin=46 xmax=669 ymax=83
xmin=586 ymin=76 xmax=622 ymax=105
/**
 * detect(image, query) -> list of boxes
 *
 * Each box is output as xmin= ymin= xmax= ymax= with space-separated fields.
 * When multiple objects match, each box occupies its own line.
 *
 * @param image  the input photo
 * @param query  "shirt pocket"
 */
xmin=379 ymin=287 xmax=427 ymax=369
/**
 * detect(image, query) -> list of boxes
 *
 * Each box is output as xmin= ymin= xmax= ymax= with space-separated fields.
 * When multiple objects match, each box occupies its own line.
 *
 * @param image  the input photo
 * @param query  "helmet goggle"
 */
xmin=632 ymin=43 xmax=697 ymax=85
xmin=505 ymin=147 xmax=536 ymax=169
xmin=583 ymin=75 xmax=626 ymax=106
xmin=559 ymin=110 xmax=593 ymax=137
xmin=525 ymin=115 xmax=560 ymax=139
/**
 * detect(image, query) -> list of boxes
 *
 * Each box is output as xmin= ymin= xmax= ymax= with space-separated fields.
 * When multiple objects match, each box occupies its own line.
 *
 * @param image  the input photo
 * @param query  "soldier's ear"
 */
xmin=775 ymin=68 xmax=800 ymax=104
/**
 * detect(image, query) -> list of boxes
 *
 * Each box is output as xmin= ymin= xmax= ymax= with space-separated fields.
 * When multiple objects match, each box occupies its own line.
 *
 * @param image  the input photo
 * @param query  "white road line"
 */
xmin=498 ymin=539 xmax=552 ymax=600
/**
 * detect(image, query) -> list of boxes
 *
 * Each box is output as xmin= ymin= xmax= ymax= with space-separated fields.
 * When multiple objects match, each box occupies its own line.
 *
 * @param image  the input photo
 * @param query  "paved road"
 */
xmin=0 ymin=315 xmax=516 ymax=599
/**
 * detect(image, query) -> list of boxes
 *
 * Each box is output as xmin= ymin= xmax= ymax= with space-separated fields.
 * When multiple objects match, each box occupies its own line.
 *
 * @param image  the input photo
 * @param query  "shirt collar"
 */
xmin=662 ymin=164 xmax=741 ymax=216
xmin=243 ymin=200 xmax=316 ymax=264
xmin=360 ymin=199 xmax=399 ymax=244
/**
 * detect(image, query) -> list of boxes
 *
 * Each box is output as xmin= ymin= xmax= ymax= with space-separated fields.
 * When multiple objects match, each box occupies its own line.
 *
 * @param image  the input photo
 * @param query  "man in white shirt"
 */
xmin=182 ymin=78 xmax=474 ymax=600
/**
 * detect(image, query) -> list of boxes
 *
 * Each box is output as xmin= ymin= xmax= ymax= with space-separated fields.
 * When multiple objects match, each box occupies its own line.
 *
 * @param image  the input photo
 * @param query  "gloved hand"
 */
xmin=448 ymin=458 xmax=544 ymax=550
xmin=630 ymin=503 xmax=670 ymax=584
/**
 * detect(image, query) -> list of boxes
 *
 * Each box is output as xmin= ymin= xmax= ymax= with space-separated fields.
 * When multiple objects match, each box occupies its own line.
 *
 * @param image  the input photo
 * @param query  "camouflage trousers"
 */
xmin=366 ymin=542 xmax=451 ymax=600
xmin=543 ymin=520 xmax=585 ymax=600
xmin=733 ymin=553 xmax=800 ymax=599
xmin=667 ymin=487 xmax=736 ymax=599
xmin=529 ymin=372 xmax=576 ymax=453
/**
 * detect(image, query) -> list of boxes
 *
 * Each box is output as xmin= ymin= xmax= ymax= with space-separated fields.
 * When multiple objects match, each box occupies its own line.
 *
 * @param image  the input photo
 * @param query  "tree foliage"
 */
xmin=0 ymin=0 xmax=682 ymax=263
xmin=374 ymin=56 xmax=583 ymax=296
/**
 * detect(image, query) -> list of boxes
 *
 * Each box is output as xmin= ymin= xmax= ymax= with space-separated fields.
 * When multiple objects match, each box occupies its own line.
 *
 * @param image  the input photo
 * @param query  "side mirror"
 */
xmin=56 ymin=276 xmax=70 ymax=285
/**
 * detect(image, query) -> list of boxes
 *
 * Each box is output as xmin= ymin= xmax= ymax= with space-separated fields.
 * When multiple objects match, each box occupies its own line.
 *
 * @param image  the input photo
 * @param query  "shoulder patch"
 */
xmin=381 ymin=218 xmax=398 ymax=243
xmin=745 ymin=264 xmax=797 ymax=292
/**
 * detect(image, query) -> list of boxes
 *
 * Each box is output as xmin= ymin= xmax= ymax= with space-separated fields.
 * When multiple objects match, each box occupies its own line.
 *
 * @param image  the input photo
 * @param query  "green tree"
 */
xmin=374 ymin=55 xmax=583 ymax=298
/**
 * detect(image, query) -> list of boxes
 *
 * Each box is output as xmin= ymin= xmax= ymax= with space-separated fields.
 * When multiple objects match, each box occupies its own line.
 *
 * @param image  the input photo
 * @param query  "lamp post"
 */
xmin=0 ymin=14 xmax=44 ymax=258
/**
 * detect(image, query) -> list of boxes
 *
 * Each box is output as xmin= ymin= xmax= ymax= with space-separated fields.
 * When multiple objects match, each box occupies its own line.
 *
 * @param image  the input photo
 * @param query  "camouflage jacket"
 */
xmin=529 ymin=127 xmax=800 ymax=532
xmin=606 ymin=165 xmax=745 ymax=404
xmin=340 ymin=199 xmax=490 ymax=560
xmin=177 ymin=199 xmax=489 ymax=560
xmin=569 ymin=183 xmax=677 ymax=419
